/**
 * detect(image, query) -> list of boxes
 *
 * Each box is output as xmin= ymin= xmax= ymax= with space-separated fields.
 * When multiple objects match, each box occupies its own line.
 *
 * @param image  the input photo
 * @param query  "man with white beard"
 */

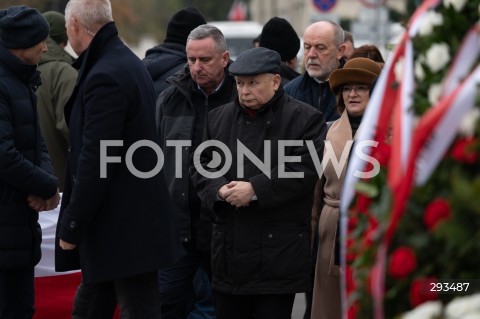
xmin=284 ymin=20 xmax=345 ymax=122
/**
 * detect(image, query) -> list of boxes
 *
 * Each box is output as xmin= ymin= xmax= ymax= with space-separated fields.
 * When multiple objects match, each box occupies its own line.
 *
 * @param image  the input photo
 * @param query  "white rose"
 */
xmin=459 ymin=108 xmax=480 ymax=137
xmin=443 ymin=0 xmax=468 ymax=11
xmin=419 ymin=11 xmax=444 ymax=36
xmin=394 ymin=58 xmax=404 ymax=83
xmin=402 ymin=301 xmax=443 ymax=319
xmin=428 ymin=83 xmax=442 ymax=105
xmin=446 ymin=294 xmax=480 ymax=319
xmin=415 ymin=56 xmax=426 ymax=81
xmin=426 ymin=43 xmax=450 ymax=72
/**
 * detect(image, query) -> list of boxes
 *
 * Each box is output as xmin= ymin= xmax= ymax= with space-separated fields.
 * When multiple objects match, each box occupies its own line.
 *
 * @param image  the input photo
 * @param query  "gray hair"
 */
xmin=65 ymin=0 xmax=113 ymax=35
xmin=319 ymin=20 xmax=345 ymax=48
xmin=187 ymin=24 xmax=227 ymax=53
xmin=344 ymin=30 xmax=354 ymax=46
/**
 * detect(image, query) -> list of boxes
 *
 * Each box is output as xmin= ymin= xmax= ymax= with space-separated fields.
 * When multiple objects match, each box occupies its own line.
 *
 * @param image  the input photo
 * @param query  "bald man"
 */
xmin=284 ymin=20 xmax=346 ymax=122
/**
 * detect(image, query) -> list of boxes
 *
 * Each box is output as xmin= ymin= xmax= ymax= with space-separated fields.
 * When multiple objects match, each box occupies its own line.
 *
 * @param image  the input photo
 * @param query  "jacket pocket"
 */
xmin=261 ymin=225 xmax=309 ymax=280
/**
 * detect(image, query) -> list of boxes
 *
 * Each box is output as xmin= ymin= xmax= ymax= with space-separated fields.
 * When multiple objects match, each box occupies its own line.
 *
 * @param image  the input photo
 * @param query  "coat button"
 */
xmin=67 ymin=145 xmax=71 ymax=152
xmin=69 ymin=221 xmax=77 ymax=229
xmin=72 ymin=174 xmax=77 ymax=183
xmin=268 ymin=233 xmax=273 ymax=238
xmin=266 ymin=120 xmax=271 ymax=125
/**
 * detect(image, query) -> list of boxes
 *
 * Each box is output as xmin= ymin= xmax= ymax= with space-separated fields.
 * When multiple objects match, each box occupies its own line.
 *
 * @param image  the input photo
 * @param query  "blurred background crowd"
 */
xmin=0 ymin=0 xmax=419 ymax=61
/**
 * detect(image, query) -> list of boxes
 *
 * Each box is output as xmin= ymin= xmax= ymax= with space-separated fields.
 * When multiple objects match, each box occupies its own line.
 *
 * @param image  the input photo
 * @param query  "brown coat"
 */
xmin=311 ymin=111 xmax=354 ymax=319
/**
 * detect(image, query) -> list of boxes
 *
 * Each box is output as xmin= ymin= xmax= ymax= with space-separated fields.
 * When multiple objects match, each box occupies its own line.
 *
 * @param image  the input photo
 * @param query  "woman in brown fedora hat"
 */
xmin=310 ymin=57 xmax=382 ymax=319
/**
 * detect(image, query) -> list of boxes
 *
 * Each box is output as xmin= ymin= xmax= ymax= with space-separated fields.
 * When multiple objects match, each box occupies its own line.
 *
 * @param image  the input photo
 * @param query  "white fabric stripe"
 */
xmin=442 ymin=25 xmax=480 ymax=97
xmin=415 ymin=65 xmax=480 ymax=185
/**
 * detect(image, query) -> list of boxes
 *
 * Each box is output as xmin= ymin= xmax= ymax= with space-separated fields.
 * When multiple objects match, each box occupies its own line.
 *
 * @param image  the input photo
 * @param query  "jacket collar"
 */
xmin=168 ymin=60 xmax=236 ymax=104
xmin=39 ymin=37 xmax=75 ymax=66
xmin=299 ymin=57 xmax=346 ymax=89
xmin=328 ymin=110 xmax=353 ymax=141
xmin=73 ymin=22 xmax=118 ymax=81
xmin=0 ymin=45 xmax=42 ymax=88
xmin=280 ymin=62 xmax=300 ymax=81
xmin=236 ymin=87 xmax=285 ymax=117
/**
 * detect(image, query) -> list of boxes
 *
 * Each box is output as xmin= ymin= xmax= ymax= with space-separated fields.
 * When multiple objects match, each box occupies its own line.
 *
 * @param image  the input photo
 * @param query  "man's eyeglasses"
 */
xmin=341 ymin=85 xmax=369 ymax=95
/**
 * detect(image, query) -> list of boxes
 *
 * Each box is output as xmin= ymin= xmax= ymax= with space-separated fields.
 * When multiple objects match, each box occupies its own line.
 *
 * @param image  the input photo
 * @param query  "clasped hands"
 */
xmin=27 ymin=189 xmax=60 ymax=212
xmin=27 ymin=190 xmax=77 ymax=250
xmin=218 ymin=181 xmax=255 ymax=208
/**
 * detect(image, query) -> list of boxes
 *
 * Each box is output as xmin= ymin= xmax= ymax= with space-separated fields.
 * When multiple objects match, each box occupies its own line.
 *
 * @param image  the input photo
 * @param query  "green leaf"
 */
xmin=355 ymin=181 xmax=379 ymax=198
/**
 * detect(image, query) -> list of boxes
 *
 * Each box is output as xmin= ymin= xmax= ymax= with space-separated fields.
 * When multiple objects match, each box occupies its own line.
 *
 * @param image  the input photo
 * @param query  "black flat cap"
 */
xmin=229 ymin=47 xmax=281 ymax=76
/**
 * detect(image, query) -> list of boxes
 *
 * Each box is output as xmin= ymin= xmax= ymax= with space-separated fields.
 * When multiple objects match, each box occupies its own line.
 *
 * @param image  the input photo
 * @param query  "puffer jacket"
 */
xmin=0 ymin=45 xmax=58 ymax=269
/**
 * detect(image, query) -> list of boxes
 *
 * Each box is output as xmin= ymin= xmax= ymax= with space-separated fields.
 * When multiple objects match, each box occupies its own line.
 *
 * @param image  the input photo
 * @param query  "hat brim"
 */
xmin=329 ymin=69 xmax=378 ymax=95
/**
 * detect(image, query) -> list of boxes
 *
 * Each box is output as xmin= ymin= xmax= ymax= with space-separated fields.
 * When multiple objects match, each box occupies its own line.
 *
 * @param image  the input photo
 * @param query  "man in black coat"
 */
xmin=0 ymin=5 xmax=60 ymax=318
xmin=55 ymin=0 xmax=180 ymax=317
xmin=143 ymin=6 xmax=206 ymax=97
xmin=156 ymin=24 xmax=237 ymax=318
xmin=190 ymin=47 xmax=327 ymax=319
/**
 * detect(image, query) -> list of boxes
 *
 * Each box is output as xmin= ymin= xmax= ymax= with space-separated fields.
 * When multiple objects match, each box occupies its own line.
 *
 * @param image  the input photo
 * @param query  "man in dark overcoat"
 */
xmin=55 ymin=0 xmax=180 ymax=317
xmin=191 ymin=47 xmax=327 ymax=319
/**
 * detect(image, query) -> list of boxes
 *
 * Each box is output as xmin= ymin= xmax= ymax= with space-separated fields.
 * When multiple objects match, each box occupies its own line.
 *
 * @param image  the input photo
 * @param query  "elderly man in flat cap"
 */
xmin=0 ymin=5 xmax=60 ymax=318
xmin=191 ymin=47 xmax=328 ymax=319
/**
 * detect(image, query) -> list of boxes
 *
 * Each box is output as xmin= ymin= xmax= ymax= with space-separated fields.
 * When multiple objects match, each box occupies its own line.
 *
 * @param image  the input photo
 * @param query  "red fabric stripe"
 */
xmin=34 ymin=273 xmax=81 ymax=319
xmin=34 ymin=273 xmax=120 ymax=318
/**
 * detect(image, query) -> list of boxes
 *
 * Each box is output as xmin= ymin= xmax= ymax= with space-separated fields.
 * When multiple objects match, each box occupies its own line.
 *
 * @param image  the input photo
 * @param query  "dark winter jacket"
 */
xmin=0 ymin=45 xmax=58 ymax=269
xmin=284 ymin=59 xmax=345 ymax=122
xmin=191 ymin=89 xmax=328 ymax=294
xmin=279 ymin=62 xmax=300 ymax=86
xmin=156 ymin=63 xmax=237 ymax=250
xmin=55 ymin=22 xmax=181 ymax=283
xmin=143 ymin=42 xmax=188 ymax=97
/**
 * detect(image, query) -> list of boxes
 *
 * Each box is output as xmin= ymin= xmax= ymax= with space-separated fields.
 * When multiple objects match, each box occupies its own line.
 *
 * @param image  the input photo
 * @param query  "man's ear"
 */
xmin=71 ymin=17 xmax=80 ymax=36
xmin=337 ymin=43 xmax=346 ymax=60
xmin=222 ymin=51 xmax=230 ymax=67
xmin=273 ymin=74 xmax=282 ymax=90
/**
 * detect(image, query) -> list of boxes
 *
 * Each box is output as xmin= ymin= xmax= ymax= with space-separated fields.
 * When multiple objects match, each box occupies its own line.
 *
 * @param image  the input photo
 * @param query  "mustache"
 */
xmin=306 ymin=59 xmax=321 ymax=67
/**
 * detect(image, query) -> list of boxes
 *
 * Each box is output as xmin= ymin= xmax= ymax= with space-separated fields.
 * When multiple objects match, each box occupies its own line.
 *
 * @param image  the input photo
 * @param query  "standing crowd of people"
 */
xmin=0 ymin=0 xmax=385 ymax=318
